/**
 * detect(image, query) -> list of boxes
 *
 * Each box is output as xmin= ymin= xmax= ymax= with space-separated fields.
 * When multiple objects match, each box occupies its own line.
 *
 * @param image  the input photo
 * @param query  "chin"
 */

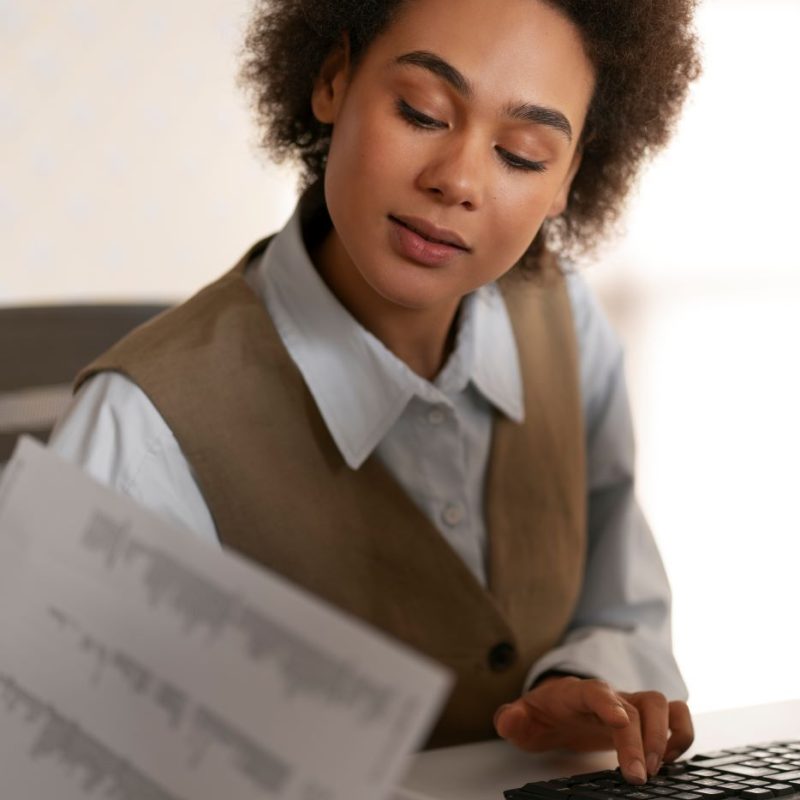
xmin=367 ymin=265 xmax=460 ymax=312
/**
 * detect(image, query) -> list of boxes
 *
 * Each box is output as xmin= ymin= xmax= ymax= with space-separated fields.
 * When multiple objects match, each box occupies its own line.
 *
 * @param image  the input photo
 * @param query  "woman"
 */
xmin=51 ymin=0 xmax=702 ymax=782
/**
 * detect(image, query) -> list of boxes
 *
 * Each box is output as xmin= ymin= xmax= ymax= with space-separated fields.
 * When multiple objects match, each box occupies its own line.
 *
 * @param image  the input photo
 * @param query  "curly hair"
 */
xmin=239 ymin=0 xmax=701 ymax=268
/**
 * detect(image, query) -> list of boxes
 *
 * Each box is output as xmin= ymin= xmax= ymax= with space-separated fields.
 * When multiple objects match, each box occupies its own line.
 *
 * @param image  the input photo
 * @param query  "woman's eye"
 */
xmin=496 ymin=146 xmax=547 ymax=174
xmin=396 ymin=99 xmax=547 ymax=174
xmin=396 ymin=99 xmax=448 ymax=130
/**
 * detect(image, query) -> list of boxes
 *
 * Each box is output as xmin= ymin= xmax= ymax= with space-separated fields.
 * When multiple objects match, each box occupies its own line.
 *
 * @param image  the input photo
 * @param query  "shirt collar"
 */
xmin=250 ymin=201 xmax=524 ymax=469
xmin=470 ymin=283 xmax=525 ymax=425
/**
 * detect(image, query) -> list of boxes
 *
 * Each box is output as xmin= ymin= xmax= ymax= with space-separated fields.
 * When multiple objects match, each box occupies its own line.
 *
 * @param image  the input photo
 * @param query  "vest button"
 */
xmin=488 ymin=641 xmax=516 ymax=672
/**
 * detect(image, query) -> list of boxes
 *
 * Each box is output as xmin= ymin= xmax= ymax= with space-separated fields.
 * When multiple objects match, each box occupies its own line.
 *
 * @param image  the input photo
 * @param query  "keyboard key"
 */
xmin=770 ymin=774 xmax=800 ymax=786
xmin=520 ymin=784 xmax=571 ymax=799
xmin=695 ymin=753 xmax=735 ymax=761
xmin=567 ymin=790 xmax=620 ymax=800
xmin=568 ymin=772 xmax=624 ymax=785
xmin=662 ymin=765 xmax=691 ymax=776
xmin=765 ymin=785 xmax=798 ymax=796
xmin=694 ymin=779 xmax=728 ymax=788
xmin=691 ymin=758 xmax=754 ymax=770
xmin=505 ymin=740 xmax=800 ymax=800
xmin=521 ymin=784 xmax=571 ymax=797
xmin=718 ymin=767 xmax=780 ymax=779
xmin=775 ymin=769 xmax=800 ymax=783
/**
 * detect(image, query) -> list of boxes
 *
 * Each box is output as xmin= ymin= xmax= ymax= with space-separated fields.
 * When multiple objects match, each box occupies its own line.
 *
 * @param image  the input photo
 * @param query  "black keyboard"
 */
xmin=505 ymin=742 xmax=800 ymax=800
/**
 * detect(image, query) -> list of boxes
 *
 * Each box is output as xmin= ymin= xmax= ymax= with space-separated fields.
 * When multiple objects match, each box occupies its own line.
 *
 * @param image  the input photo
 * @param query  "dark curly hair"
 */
xmin=239 ymin=0 xmax=701 ymax=269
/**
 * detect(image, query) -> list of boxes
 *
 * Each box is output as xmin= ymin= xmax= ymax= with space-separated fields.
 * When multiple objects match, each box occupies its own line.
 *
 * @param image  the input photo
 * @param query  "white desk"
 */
xmin=395 ymin=700 xmax=800 ymax=800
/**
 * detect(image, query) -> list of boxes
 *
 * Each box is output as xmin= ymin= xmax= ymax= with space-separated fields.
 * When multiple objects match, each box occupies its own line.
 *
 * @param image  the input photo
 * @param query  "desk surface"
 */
xmin=395 ymin=699 xmax=800 ymax=800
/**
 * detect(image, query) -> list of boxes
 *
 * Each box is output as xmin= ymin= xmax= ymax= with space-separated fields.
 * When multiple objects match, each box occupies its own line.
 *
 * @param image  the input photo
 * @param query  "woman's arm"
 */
xmin=495 ymin=273 xmax=692 ymax=779
xmin=49 ymin=372 xmax=220 ymax=545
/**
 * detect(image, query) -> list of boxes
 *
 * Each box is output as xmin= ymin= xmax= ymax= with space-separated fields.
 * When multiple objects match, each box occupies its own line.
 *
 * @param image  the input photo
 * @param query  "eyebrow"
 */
xmin=503 ymin=102 xmax=573 ymax=141
xmin=395 ymin=50 xmax=573 ymax=142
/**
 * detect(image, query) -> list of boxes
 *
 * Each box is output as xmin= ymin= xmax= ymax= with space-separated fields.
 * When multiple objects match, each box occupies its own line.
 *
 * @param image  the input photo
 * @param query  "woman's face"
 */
xmin=312 ymin=0 xmax=595 ymax=314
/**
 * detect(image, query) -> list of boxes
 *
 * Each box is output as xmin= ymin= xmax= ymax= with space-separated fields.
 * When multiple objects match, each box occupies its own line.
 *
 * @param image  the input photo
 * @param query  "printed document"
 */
xmin=0 ymin=437 xmax=451 ymax=800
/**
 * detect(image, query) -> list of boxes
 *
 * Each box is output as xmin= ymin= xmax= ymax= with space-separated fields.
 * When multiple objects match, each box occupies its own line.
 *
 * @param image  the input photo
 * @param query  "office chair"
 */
xmin=0 ymin=304 xmax=170 ymax=466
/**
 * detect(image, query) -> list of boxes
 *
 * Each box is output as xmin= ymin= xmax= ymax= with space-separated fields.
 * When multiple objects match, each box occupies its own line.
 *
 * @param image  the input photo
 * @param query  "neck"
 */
xmin=312 ymin=230 xmax=460 ymax=381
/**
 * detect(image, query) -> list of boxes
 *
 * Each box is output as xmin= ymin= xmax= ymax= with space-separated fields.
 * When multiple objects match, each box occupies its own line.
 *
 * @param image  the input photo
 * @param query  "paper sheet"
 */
xmin=0 ymin=437 xmax=451 ymax=800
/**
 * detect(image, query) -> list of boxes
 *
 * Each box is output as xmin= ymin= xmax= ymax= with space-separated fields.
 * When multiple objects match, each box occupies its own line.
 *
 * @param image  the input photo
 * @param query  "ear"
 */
xmin=546 ymin=146 xmax=583 ymax=219
xmin=311 ymin=35 xmax=351 ymax=125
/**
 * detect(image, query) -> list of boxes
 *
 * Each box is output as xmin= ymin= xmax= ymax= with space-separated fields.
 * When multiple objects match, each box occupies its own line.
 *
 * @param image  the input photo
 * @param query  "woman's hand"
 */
xmin=493 ymin=676 xmax=694 ymax=785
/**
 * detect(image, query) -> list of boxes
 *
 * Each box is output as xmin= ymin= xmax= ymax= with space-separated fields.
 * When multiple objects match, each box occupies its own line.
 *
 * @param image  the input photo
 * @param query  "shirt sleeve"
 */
xmin=48 ymin=371 xmax=221 ymax=547
xmin=525 ymin=272 xmax=688 ymax=700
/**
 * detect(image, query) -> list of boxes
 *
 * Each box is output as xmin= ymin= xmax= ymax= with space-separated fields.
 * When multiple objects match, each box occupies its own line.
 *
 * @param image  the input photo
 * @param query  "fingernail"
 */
xmin=628 ymin=759 xmax=647 ymax=784
xmin=613 ymin=703 xmax=629 ymax=722
xmin=493 ymin=703 xmax=513 ymax=727
xmin=646 ymin=753 xmax=660 ymax=775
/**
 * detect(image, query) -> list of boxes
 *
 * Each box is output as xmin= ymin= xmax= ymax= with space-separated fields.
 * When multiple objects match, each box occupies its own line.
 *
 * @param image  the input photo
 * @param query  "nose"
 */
xmin=416 ymin=133 xmax=486 ymax=211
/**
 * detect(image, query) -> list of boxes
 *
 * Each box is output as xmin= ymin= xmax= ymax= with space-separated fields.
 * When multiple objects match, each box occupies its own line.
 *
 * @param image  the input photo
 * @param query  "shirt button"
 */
xmin=427 ymin=408 xmax=445 ymax=425
xmin=441 ymin=503 xmax=464 ymax=527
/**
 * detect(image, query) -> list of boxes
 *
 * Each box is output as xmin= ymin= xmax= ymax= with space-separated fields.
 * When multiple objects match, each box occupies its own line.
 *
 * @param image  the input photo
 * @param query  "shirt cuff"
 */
xmin=523 ymin=625 xmax=689 ymax=700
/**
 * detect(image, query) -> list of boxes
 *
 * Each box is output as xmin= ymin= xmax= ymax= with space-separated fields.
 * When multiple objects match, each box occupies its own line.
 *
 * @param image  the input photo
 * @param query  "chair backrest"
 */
xmin=0 ymin=304 xmax=170 ymax=465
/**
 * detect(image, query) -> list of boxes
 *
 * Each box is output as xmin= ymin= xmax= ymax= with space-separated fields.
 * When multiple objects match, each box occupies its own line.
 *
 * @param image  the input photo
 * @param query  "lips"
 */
xmin=389 ymin=215 xmax=471 ymax=252
xmin=388 ymin=215 xmax=470 ymax=268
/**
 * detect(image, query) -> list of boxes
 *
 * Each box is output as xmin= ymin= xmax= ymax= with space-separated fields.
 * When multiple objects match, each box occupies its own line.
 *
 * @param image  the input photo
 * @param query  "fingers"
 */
xmin=494 ymin=700 xmax=534 ymax=742
xmin=615 ymin=692 xmax=694 ymax=782
xmin=567 ymin=679 xmax=632 ymax=730
xmin=539 ymin=681 xmax=687 ymax=786
xmin=532 ymin=677 xmax=631 ymax=730
xmin=533 ymin=679 xmax=649 ymax=784
xmin=494 ymin=677 xmax=628 ymax=753
xmin=608 ymin=700 xmax=647 ymax=785
xmin=493 ymin=679 xmax=694 ymax=788
xmin=631 ymin=691 xmax=670 ymax=776
xmin=665 ymin=700 xmax=695 ymax=761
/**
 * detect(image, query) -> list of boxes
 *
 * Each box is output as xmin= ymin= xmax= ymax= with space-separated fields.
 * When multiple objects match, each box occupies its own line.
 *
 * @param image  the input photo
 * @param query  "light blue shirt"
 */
xmin=50 ymin=203 xmax=688 ymax=700
xmin=259 ymin=209 xmax=523 ymax=582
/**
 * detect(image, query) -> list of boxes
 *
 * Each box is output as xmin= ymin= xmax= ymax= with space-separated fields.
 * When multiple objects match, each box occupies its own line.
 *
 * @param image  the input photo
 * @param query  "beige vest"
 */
xmin=77 ymin=240 xmax=587 ymax=747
